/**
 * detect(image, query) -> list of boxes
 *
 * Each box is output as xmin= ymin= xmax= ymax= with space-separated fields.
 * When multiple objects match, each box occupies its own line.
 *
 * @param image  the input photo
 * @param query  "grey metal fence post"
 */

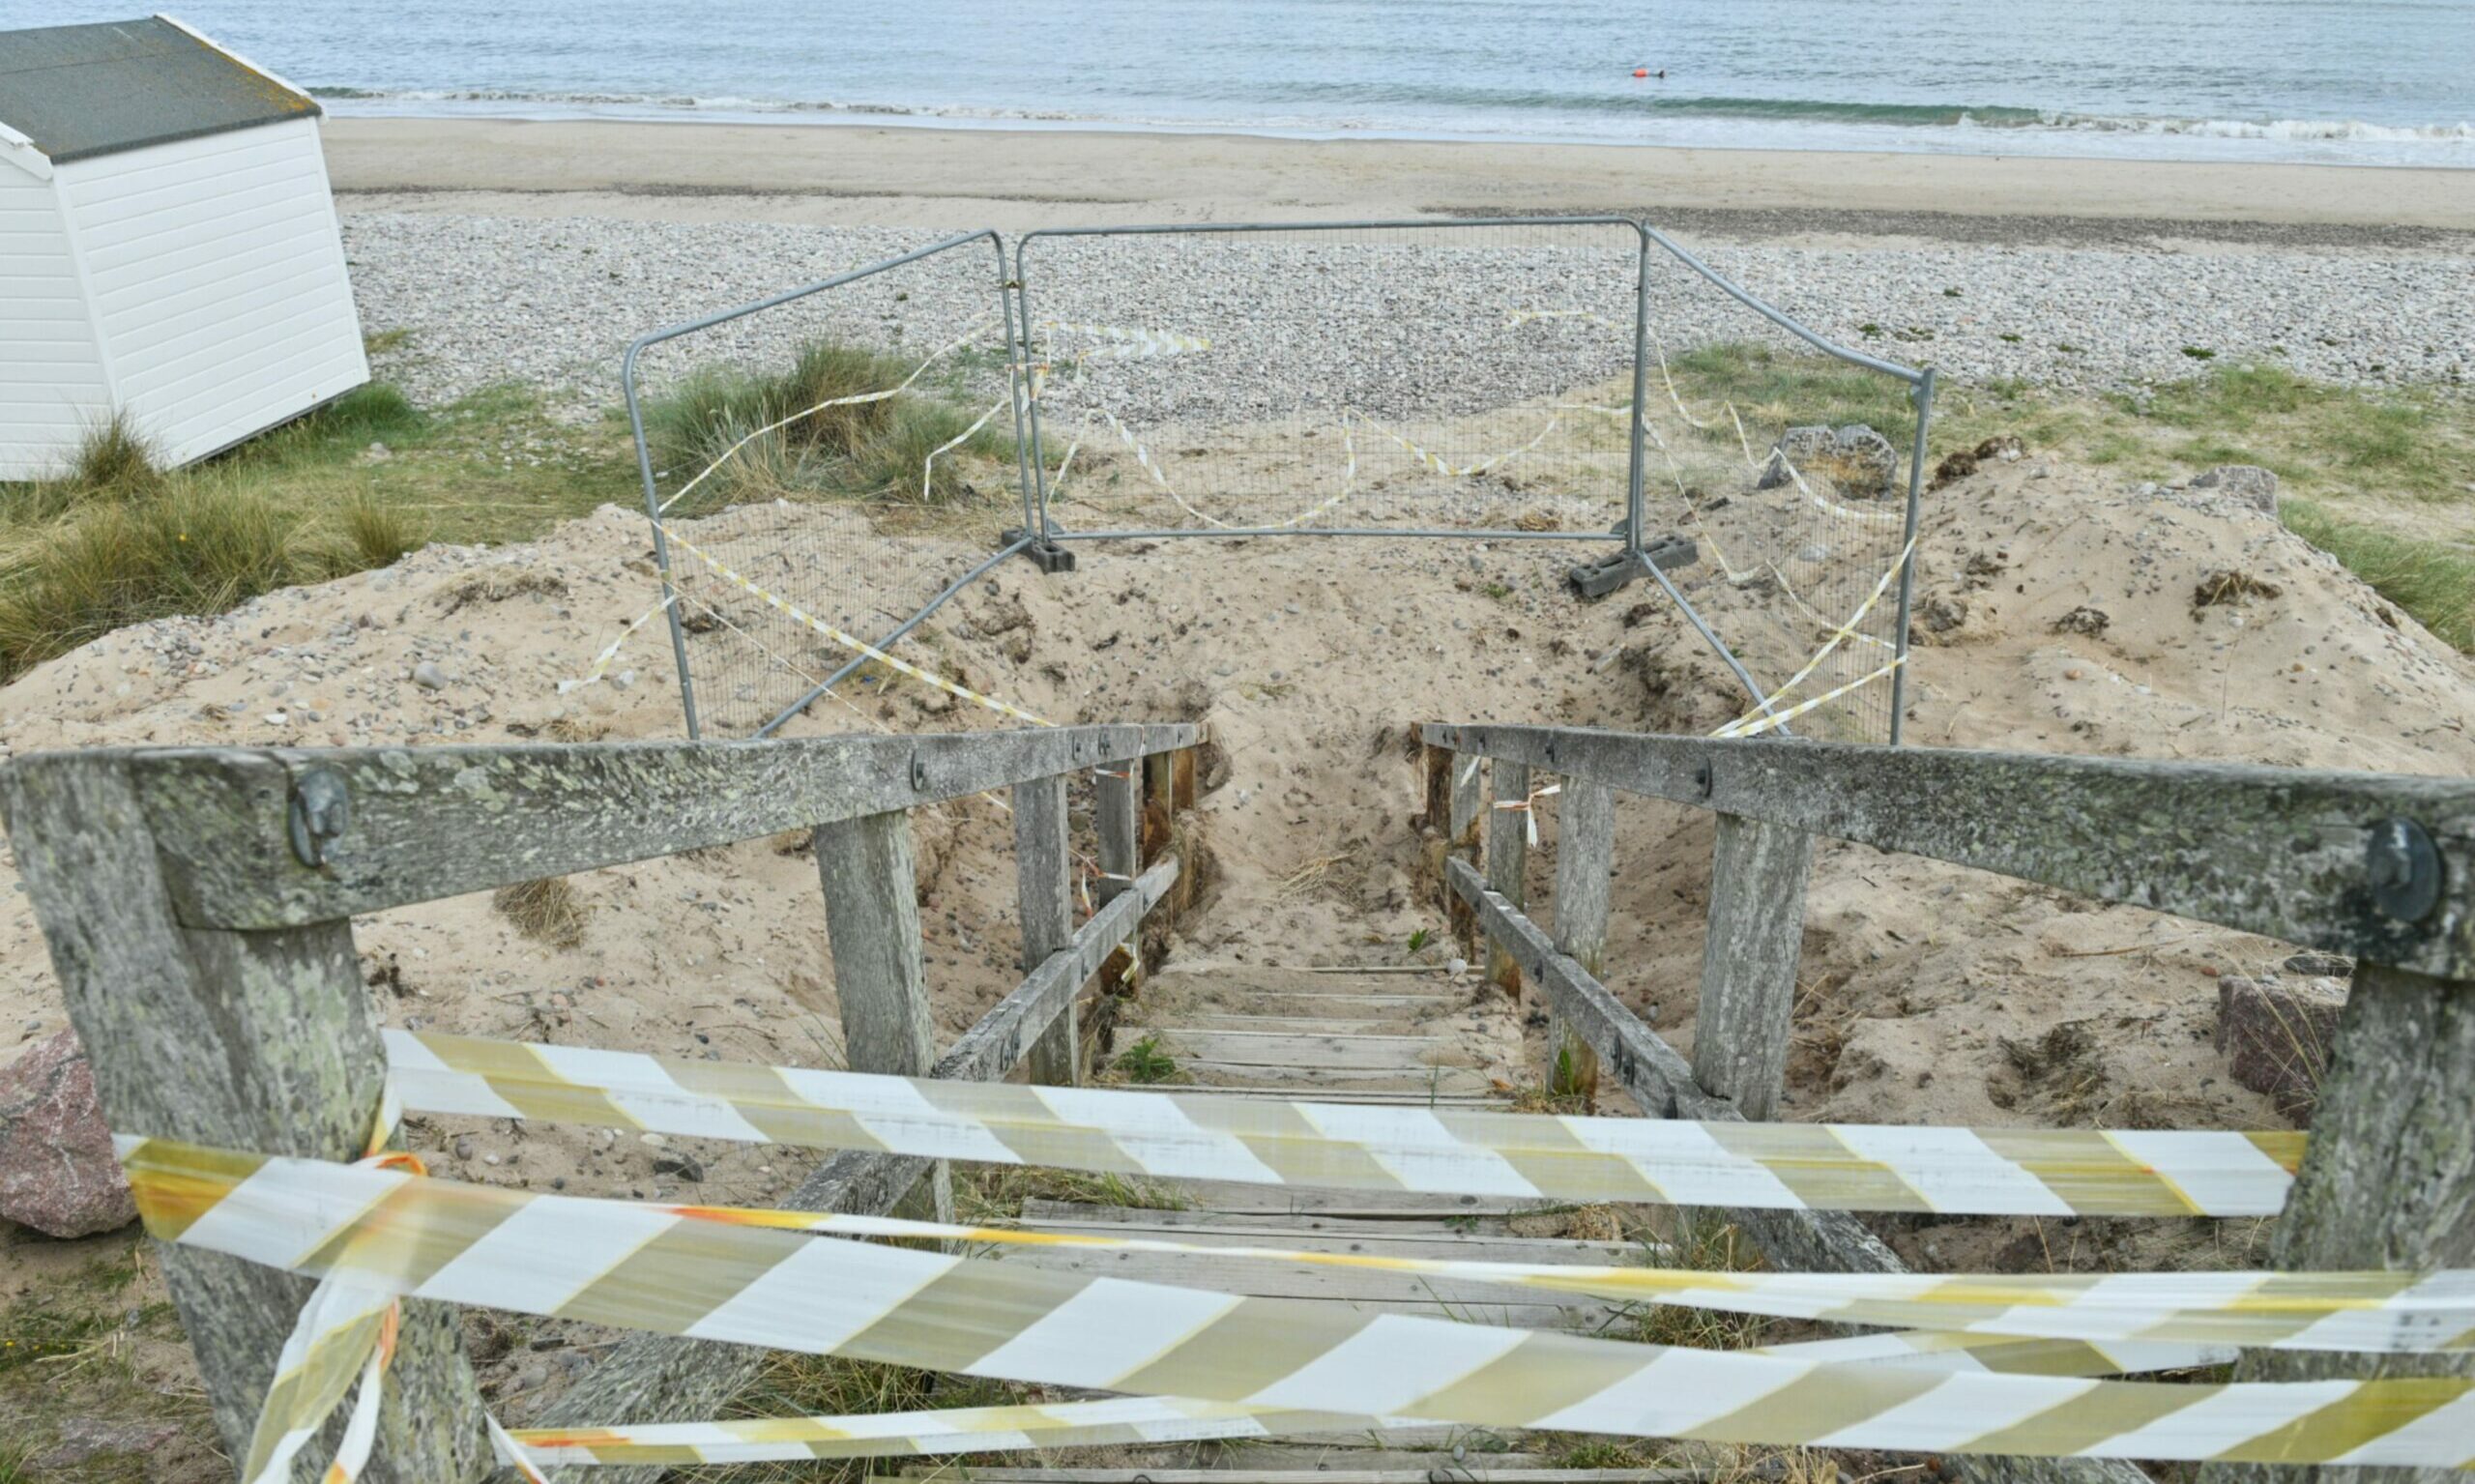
xmin=1887 ymin=365 xmax=1935 ymax=746
xmin=1625 ymin=229 xmax=1653 ymax=560
xmin=622 ymin=342 xmax=703 ymax=741
xmin=1014 ymin=239 xmax=1054 ymax=537
xmin=996 ymin=234 xmax=1042 ymax=546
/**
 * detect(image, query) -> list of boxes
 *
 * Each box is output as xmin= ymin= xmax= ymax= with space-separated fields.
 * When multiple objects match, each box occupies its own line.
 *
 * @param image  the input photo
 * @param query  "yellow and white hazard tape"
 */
xmin=657 ymin=314 xmax=998 ymax=515
xmin=1712 ymin=536 xmax=1915 ymax=739
xmin=658 ymin=526 xmax=1054 ymax=728
xmin=1349 ymin=407 xmax=1565 ymax=480
xmin=919 ymin=395 xmax=1009 ymax=502
xmin=380 ymin=1031 xmax=2305 ymax=1219
xmin=499 ymin=1334 xmax=2243 ymax=1469
xmin=115 ymin=1140 xmax=2475 ymax=1469
xmin=1043 ymin=323 xmax=1212 ymax=361
xmin=1084 ymin=410 xmax=1365 ymax=532
xmin=509 ymin=1396 xmax=1383 ymax=1469
xmin=1721 ymin=655 xmax=1906 ymax=741
xmin=562 ymin=591 xmax=680 ymax=694
xmin=1090 ymin=407 xmax=1237 ymax=530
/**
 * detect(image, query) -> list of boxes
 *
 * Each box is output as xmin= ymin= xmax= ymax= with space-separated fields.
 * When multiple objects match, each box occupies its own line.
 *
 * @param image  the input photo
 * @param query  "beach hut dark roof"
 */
xmin=0 ymin=15 xmax=318 ymax=165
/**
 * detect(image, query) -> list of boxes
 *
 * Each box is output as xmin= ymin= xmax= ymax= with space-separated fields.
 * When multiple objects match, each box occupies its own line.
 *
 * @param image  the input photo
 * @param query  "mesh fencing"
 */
xmin=611 ymin=220 xmax=1932 ymax=746
xmin=619 ymin=232 xmax=1029 ymax=738
xmin=1016 ymin=220 xmax=1645 ymax=538
xmin=1622 ymin=237 xmax=1926 ymax=745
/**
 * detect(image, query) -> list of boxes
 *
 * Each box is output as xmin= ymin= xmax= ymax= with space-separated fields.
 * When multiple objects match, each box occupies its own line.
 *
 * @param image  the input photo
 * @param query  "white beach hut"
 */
xmin=0 ymin=15 xmax=367 ymax=480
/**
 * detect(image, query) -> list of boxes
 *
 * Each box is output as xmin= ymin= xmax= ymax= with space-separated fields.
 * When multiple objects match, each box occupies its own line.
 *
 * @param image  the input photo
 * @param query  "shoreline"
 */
xmin=323 ymin=118 xmax=2475 ymax=239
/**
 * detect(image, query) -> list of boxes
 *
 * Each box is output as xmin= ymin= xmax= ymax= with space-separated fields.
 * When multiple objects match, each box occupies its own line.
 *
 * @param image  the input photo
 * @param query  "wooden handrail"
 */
xmin=1423 ymin=723 xmax=2472 ymax=978
xmin=1428 ymin=721 xmax=2472 ymax=1484
xmin=0 ymin=730 xmax=1206 ymax=1482
xmin=0 ymin=726 xmax=1198 ymax=930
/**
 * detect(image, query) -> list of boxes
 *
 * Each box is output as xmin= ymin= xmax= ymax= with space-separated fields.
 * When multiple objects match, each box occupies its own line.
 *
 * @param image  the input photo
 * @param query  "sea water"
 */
xmin=13 ymin=0 xmax=2473 ymax=166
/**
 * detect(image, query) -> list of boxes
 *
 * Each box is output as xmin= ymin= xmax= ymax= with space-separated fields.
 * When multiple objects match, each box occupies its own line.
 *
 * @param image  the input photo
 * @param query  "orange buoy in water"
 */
xmin=1633 ymin=67 xmax=1648 ymax=77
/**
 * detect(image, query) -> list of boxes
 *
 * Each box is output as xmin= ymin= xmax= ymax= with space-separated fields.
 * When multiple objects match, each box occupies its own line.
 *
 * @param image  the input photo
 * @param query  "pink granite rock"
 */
xmin=0 ymin=1030 xmax=136 ymax=1237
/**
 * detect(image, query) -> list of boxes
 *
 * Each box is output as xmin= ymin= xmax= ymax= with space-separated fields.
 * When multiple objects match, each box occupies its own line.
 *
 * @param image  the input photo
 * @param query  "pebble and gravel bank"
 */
xmin=343 ymin=212 xmax=2475 ymax=413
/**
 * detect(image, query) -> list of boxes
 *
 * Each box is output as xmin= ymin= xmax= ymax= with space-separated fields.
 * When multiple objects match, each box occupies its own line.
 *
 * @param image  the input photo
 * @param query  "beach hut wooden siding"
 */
xmin=0 ymin=15 xmax=367 ymax=481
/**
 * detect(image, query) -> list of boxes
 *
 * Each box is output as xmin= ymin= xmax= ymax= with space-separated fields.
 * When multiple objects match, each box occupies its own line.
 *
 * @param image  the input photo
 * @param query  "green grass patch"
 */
xmin=1660 ymin=345 xmax=2475 ymax=649
xmin=641 ymin=338 xmax=1011 ymax=514
xmin=0 ymin=384 xmax=635 ymax=683
xmin=957 ymin=1164 xmax=1189 ymax=1221
xmin=2283 ymin=500 xmax=2475 ymax=650
xmin=674 ymin=1351 xmax=1021 ymax=1484
xmin=1113 ymin=1033 xmax=1183 ymax=1085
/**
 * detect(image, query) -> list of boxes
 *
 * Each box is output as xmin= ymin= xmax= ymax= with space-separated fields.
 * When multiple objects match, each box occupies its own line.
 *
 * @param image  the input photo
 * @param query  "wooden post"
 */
xmin=2201 ymin=961 xmax=2475 ymax=1484
xmin=1431 ymin=744 xmax=1483 ymax=956
xmin=1095 ymin=764 xmax=1142 ymax=908
xmin=1423 ymin=742 xmax=1455 ymax=923
xmin=1142 ymin=751 xmax=1175 ymax=852
xmin=1690 ymin=813 xmax=1814 ymax=1120
xmin=814 ymin=807 xmax=952 ymax=1221
xmin=1012 ymin=773 xmax=1079 ymax=1086
xmin=1171 ymin=746 xmax=1198 ymax=812
xmin=1550 ymin=780 xmax=1615 ymax=1106
xmin=1451 ymin=852 xmax=2146 ymax=1484
xmin=1092 ymin=760 xmax=1143 ymax=1031
xmin=1485 ymin=759 xmax=1530 ymax=999
xmin=0 ymin=754 xmax=489 ymax=1483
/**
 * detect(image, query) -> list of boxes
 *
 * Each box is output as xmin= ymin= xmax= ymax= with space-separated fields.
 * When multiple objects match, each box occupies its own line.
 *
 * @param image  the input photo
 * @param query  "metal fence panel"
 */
xmin=612 ymin=217 xmax=1935 ymax=748
xmin=1015 ymin=218 xmax=1651 ymax=542
xmin=621 ymin=231 xmax=1025 ymax=739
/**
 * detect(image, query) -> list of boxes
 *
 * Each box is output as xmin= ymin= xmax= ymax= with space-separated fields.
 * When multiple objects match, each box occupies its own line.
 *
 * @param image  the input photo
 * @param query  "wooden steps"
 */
xmin=977 ymin=962 xmax=1647 ymax=1475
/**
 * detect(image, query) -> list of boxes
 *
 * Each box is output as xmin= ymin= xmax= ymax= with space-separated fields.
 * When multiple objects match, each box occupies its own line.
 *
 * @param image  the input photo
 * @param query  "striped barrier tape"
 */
xmin=236 ymin=1102 xmax=437 ymax=1484
xmin=562 ymin=590 xmax=682 ymax=694
xmin=657 ymin=525 xmax=1055 ymax=728
xmin=1043 ymin=323 xmax=1212 ymax=361
xmin=1348 ymin=406 xmax=1566 ymax=480
xmin=114 ymin=1140 xmax=2475 ymax=1469
xmin=1085 ymin=410 xmax=1361 ymax=532
xmin=1090 ymin=407 xmax=1235 ymax=530
xmin=509 ymin=1396 xmax=1383 ymax=1469
xmin=921 ymin=394 xmax=1009 ymax=501
xmin=1770 ymin=562 xmax=1899 ymax=652
xmin=499 ymin=1335 xmax=2246 ymax=1469
xmin=1712 ymin=535 xmax=1915 ymax=739
xmin=416 ymin=1195 xmax=2474 ymax=1354
xmin=1721 ymin=655 xmax=1906 ymax=741
xmin=244 ymin=1264 xmax=397 ymax=1484
xmin=656 ymin=313 xmax=999 ymax=515
xmin=383 ymin=1030 xmax=2304 ymax=1219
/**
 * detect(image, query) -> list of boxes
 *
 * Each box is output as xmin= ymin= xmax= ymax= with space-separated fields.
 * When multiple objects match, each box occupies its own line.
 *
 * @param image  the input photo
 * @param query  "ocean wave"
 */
xmin=2053 ymin=115 xmax=2475 ymax=143
xmin=305 ymin=85 xmax=2475 ymax=152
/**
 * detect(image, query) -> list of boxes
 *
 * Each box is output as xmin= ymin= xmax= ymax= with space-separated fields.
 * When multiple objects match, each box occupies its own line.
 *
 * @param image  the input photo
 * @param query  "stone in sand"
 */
xmin=1829 ymin=423 xmax=1902 ymax=496
xmin=0 ymin=1030 xmax=136 ymax=1237
xmin=2215 ymin=974 xmax=2345 ymax=1125
xmin=2191 ymin=464 xmax=2280 ymax=515
xmin=1756 ymin=426 xmax=1837 ymax=491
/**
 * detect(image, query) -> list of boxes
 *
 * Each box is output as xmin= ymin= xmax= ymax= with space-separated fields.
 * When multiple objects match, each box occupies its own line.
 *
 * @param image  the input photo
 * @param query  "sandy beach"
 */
xmin=325 ymin=117 xmax=2475 ymax=238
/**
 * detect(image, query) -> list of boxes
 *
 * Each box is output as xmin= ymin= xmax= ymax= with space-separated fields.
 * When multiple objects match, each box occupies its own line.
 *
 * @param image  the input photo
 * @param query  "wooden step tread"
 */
xmin=1177 ymin=1061 xmax=1499 ymax=1091
xmin=1018 ymin=1200 xmax=1541 ymax=1236
xmin=923 ymin=1470 xmax=1695 ymax=1482
xmin=1010 ymin=1211 xmax=1645 ymax=1265
xmin=1161 ymin=1013 xmax=1430 ymax=1034
xmin=1136 ymin=1085 xmax=1510 ymax=1106
xmin=976 ymin=1242 xmax=1626 ymax=1325
xmin=1149 ymin=1178 xmax=1558 ymax=1217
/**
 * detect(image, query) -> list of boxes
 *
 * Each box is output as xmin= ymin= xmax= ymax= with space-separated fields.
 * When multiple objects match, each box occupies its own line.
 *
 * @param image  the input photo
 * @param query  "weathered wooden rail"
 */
xmin=1422 ymin=722 xmax=2473 ymax=1484
xmin=0 ymin=723 xmax=1201 ymax=1484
